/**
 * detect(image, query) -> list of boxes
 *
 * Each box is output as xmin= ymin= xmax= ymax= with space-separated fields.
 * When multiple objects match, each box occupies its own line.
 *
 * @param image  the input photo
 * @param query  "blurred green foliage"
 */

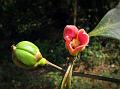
xmin=0 ymin=0 xmax=120 ymax=89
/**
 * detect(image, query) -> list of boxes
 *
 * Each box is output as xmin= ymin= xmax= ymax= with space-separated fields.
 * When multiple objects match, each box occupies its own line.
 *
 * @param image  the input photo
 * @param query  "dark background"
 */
xmin=0 ymin=0 xmax=120 ymax=89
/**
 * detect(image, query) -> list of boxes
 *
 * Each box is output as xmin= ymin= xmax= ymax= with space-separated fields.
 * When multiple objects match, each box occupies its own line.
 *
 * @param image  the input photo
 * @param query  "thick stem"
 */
xmin=44 ymin=59 xmax=120 ymax=83
xmin=59 ymin=69 xmax=120 ymax=84
xmin=73 ymin=72 xmax=120 ymax=84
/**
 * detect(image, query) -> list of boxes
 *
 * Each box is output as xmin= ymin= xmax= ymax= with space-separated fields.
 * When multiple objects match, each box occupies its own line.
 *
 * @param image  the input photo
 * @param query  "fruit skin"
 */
xmin=12 ymin=41 xmax=46 ymax=68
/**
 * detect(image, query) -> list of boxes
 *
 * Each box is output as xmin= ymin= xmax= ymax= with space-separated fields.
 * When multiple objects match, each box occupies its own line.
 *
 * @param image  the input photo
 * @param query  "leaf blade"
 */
xmin=89 ymin=2 xmax=120 ymax=40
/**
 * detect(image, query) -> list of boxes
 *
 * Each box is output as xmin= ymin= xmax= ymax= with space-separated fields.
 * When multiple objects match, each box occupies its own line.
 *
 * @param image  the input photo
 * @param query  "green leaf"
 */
xmin=89 ymin=2 xmax=120 ymax=40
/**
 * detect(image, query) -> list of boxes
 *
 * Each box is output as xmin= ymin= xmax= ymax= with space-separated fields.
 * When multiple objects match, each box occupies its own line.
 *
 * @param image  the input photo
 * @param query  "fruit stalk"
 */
xmin=46 ymin=60 xmax=63 ymax=71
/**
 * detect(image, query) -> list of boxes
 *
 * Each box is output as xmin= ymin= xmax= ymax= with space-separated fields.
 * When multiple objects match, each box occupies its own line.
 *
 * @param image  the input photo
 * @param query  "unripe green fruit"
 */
xmin=12 ymin=41 xmax=47 ymax=68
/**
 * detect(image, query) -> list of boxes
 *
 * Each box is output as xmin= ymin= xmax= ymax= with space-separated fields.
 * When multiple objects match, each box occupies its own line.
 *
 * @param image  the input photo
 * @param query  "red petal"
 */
xmin=78 ymin=29 xmax=89 ymax=46
xmin=63 ymin=25 xmax=78 ymax=41
xmin=65 ymin=41 xmax=76 ymax=55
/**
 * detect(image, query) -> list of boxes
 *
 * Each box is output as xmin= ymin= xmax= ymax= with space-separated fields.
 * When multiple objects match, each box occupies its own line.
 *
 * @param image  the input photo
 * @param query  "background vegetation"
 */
xmin=0 ymin=0 xmax=120 ymax=89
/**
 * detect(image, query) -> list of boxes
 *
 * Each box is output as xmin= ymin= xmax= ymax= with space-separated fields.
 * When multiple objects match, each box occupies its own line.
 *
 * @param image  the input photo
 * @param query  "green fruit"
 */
xmin=12 ymin=41 xmax=47 ymax=68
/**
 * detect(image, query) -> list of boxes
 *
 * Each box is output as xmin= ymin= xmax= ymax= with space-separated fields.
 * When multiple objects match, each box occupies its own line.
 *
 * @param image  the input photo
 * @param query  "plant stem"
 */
xmin=46 ymin=60 xmax=63 ymax=71
xmin=59 ymin=69 xmax=120 ymax=84
xmin=74 ymin=0 xmax=77 ymax=25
